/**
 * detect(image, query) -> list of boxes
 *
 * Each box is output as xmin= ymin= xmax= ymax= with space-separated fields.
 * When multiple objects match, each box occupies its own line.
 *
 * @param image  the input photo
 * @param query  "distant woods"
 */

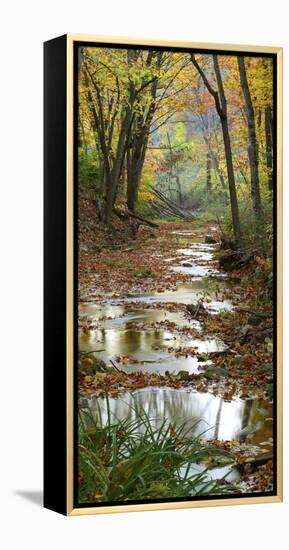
xmin=78 ymin=47 xmax=274 ymax=253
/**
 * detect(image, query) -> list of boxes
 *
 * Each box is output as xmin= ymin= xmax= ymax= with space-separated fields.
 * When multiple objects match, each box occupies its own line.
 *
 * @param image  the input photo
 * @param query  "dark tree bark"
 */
xmin=238 ymin=57 xmax=262 ymax=216
xmin=83 ymin=55 xmax=136 ymax=224
xmin=265 ymin=105 xmax=273 ymax=191
xmin=191 ymin=54 xmax=242 ymax=246
xmin=79 ymin=115 xmax=87 ymax=153
xmin=126 ymin=51 xmax=163 ymax=212
xmin=104 ymin=104 xmax=134 ymax=223
xmin=126 ymin=130 xmax=149 ymax=212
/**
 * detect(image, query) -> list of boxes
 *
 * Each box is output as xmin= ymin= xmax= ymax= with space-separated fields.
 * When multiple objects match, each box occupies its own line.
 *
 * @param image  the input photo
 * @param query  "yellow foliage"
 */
xmin=139 ymin=191 xmax=154 ymax=202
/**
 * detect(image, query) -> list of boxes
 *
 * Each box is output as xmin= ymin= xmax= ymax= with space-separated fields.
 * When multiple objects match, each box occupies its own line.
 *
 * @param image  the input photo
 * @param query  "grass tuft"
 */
xmin=78 ymin=397 xmax=235 ymax=503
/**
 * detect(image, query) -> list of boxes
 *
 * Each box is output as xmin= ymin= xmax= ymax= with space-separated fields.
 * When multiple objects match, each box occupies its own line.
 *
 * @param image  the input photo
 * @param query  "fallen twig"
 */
xmin=110 ymin=359 xmax=122 ymax=373
xmin=113 ymin=207 xmax=158 ymax=228
xmin=79 ymin=349 xmax=105 ymax=354
xmin=235 ymin=307 xmax=271 ymax=318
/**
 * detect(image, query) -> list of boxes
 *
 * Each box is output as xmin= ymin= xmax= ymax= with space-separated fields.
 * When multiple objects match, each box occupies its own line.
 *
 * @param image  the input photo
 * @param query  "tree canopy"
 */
xmin=78 ymin=47 xmax=273 ymax=253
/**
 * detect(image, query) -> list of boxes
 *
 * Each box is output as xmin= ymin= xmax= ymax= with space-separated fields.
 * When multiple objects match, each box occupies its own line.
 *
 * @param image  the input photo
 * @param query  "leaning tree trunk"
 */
xmin=265 ymin=105 xmax=273 ymax=192
xmin=126 ymin=51 xmax=163 ymax=212
xmin=213 ymin=56 xmax=242 ymax=246
xmin=190 ymin=53 xmax=242 ymax=247
xmin=83 ymin=56 xmax=136 ymax=225
xmin=238 ymin=57 xmax=262 ymax=217
xmin=220 ymin=115 xmax=242 ymax=245
xmin=104 ymin=106 xmax=134 ymax=223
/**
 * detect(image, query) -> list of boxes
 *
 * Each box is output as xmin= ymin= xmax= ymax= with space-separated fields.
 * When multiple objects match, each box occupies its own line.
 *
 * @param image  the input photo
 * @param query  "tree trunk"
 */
xmin=201 ymin=131 xmax=226 ymax=189
xmin=190 ymin=54 xmax=242 ymax=246
xmin=265 ymin=106 xmax=273 ymax=191
xmin=126 ymin=140 xmax=146 ymax=212
xmin=175 ymin=175 xmax=183 ymax=205
xmin=104 ymin=105 xmax=134 ymax=223
xmin=220 ymin=115 xmax=242 ymax=245
xmin=83 ymin=57 xmax=136 ymax=225
xmin=213 ymin=56 xmax=242 ymax=246
xmin=79 ymin=116 xmax=87 ymax=154
xmin=207 ymin=144 xmax=226 ymax=188
xmin=238 ymin=57 xmax=262 ymax=216
xmin=206 ymin=152 xmax=212 ymax=192
xmin=126 ymin=51 xmax=163 ymax=213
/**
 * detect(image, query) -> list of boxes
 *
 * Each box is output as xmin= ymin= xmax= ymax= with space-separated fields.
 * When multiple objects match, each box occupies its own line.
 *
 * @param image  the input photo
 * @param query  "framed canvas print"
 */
xmin=44 ymin=34 xmax=283 ymax=516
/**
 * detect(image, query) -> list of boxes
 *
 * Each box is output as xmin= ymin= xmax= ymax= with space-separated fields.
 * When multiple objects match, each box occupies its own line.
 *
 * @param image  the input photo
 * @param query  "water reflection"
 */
xmin=86 ymin=279 xmax=231 ymax=308
xmin=85 ymin=388 xmax=273 ymax=450
xmin=79 ymin=305 xmax=195 ymax=328
xmin=79 ymin=326 xmax=223 ymax=374
xmin=79 ymin=311 xmax=226 ymax=374
xmin=170 ymin=264 xmax=217 ymax=277
xmin=79 ymin=230 xmax=273 ymax=487
xmin=180 ymin=462 xmax=240 ymax=483
xmin=176 ymin=247 xmax=214 ymax=261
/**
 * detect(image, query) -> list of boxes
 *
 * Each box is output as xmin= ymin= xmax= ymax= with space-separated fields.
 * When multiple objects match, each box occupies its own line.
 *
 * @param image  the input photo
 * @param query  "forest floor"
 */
xmin=78 ymin=195 xmax=274 ymax=494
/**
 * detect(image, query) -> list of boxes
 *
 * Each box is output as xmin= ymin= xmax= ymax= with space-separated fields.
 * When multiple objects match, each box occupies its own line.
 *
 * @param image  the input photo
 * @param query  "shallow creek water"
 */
xmin=79 ymin=233 xmax=232 ymax=373
xmin=80 ymin=388 xmax=273 ymax=483
xmin=79 ymin=304 xmax=226 ymax=374
xmin=79 ymin=230 xmax=273 ymax=482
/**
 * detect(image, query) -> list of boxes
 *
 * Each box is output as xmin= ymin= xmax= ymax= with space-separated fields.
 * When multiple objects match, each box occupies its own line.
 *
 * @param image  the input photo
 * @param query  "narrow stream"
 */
xmin=79 ymin=231 xmax=273 ymax=484
xmin=80 ymin=234 xmax=232 ymax=372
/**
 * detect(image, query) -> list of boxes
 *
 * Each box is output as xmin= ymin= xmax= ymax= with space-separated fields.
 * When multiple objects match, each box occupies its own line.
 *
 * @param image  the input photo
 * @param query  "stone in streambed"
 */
xmin=203 ymin=366 xmax=229 ymax=379
xmin=205 ymin=235 xmax=218 ymax=244
xmin=79 ymin=356 xmax=109 ymax=376
xmin=176 ymin=370 xmax=190 ymax=381
xmin=187 ymin=302 xmax=208 ymax=318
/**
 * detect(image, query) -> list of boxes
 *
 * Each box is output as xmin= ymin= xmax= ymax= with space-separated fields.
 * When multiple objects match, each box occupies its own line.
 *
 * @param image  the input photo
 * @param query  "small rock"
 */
xmin=187 ymin=301 xmax=208 ymax=318
xmin=204 ymin=366 xmax=228 ymax=379
xmin=79 ymin=356 xmax=108 ymax=376
xmin=205 ymin=235 xmax=217 ymax=244
xmin=177 ymin=370 xmax=190 ymax=381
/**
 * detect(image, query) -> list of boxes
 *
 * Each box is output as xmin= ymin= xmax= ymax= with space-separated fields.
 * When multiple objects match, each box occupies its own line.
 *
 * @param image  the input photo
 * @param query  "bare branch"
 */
xmin=190 ymin=54 xmax=224 ymax=120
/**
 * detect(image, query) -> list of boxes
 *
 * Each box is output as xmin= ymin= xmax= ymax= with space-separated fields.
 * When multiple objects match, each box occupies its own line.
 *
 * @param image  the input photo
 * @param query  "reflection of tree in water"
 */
xmin=86 ymin=390 xmax=273 ymax=447
xmin=237 ymin=399 xmax=253 ymax=442
xmin=97 ymin=328 xmax=166 ymax=356
xmin=214 ymin=398 xmax=224 ymax=439
xmin=242 ymin=400 xmax=253 ymax=429
xmin=141 ymin=390 xmax=215 ymax=435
